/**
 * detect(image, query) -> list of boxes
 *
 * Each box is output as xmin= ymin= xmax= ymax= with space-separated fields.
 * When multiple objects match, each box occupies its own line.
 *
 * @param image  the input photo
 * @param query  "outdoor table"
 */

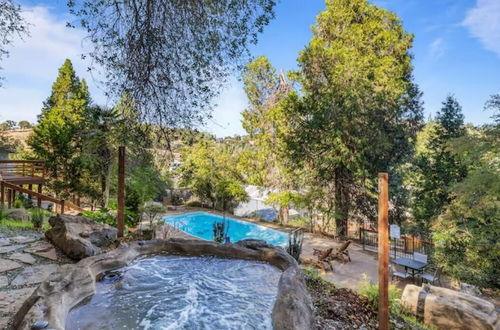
xmin=393 ymin=257 xmax=427 ymax=282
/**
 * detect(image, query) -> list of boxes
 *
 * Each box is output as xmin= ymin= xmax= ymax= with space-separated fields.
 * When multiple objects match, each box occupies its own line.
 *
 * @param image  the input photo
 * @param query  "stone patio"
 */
xmin=0 ymin=230 xmax=71 ymax=329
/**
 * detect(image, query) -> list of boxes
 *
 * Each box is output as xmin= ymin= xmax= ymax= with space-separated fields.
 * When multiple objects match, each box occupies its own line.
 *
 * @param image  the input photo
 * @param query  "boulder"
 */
xmin=401 ymin=284 xmax=499 ymax=330
xmin=45 ymin=214 xmax=117 ymax=260
xmin=6 ymin=208 xmax=31 ymax=222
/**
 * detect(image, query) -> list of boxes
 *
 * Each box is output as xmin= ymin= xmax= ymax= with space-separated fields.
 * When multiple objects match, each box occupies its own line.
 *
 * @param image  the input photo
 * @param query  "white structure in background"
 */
xmin=234 ymin=185 xmax=301 ymax=222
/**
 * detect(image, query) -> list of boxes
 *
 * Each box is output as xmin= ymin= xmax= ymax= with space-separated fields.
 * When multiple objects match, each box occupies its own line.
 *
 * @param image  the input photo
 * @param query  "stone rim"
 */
xmin=11 ymin=238 xmax=313 ymax=330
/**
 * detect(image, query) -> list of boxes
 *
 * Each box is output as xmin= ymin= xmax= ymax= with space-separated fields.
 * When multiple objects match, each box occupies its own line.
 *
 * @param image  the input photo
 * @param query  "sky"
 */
xmin=0 ymin=0 xmax=499 ymax=137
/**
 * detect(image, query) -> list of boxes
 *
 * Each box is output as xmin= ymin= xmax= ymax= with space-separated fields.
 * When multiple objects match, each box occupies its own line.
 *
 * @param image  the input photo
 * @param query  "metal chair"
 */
xmin=420 ymin=267 xmax=442 ymax=286
xmin=413 ymin=252 xmax=428 ymax=264
xmin=390 ymin=264 xmax=411 ymax=281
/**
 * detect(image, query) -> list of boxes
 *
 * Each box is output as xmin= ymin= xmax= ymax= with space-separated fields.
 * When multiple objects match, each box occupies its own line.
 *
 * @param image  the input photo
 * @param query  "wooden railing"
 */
xmin=0 ymin=181 xmax=66 ymax=213
xmin=0 ymin=160 xmax=45 ymax=179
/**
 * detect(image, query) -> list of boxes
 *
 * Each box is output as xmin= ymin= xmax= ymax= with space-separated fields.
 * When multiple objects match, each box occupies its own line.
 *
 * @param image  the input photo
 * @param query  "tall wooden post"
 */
xmin=378 ymin=173 xmax=389 ymax=330
xmin=0 ymin=182 xmax=4 ymax=206
xmin=117 ymin=146 xmax=126 ymax=237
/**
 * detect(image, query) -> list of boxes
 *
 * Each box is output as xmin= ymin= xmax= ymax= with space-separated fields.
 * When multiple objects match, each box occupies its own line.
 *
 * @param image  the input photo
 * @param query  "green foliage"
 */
xmin=359 ymin=279 xmax=402 ymax=315
xmin=178 ymin=140 xmax=248 ymax=211
xmin=29 ymin=59 xmax=91 ymax=198
xmin=277 ymin=0 xmax=422 ymax=237
xmin=30 ymin=208 xmax=45 ymax=231
xmin=141 ymin=204 xmax=166 ymax=234
xmin=213 ymin=221 xmax=228 ymax=243
xmin=18 ymin=120 xmax=32 ymax=129
xmin=83 ymin=208 xmax=115 ymax=225
xmin=13 ymin=198 xmax=23 ymax=209
xmin=404 ymin=96 xmax=467 ymax=236
xmin=432 ymin=121 xmax=499 ymax=288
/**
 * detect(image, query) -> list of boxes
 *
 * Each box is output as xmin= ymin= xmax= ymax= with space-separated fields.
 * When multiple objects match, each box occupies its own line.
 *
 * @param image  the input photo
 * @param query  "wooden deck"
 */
xmin=0 ymin=160 xmax=73 ymax=213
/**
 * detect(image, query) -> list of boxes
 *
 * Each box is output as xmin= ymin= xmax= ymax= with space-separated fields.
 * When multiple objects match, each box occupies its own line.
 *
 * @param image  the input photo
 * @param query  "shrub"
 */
xmin=30 ymin=208 xmax=45 ymax=231
xmin=359 ymin=278 xmax=402 ymax=315
xmin=83 ymin=208 xmax=115 ymax=226
xmin=13 ymin=198 xmax=24 ymax=209
xmin=213 ymin=220 xmax=228 ymax=243
xmin=186 ymin=200 xmax=202 ymax=208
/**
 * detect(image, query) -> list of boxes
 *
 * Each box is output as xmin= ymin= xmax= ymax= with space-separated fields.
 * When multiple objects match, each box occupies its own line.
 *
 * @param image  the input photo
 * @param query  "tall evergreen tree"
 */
xmin=280 ymin=0 xmax=421 ymax=236
xmin=406 ymin=96 xmax=467 ymax=236
xmin=29 ymin=59 xmax=91 ymax=197
xmin=436 ymin=95 xmax=464 ymax=138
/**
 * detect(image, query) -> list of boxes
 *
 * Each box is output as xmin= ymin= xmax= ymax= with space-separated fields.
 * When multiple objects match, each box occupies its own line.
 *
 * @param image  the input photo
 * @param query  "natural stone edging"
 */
xmin=11 ymin=238 xmax=314 ymax=330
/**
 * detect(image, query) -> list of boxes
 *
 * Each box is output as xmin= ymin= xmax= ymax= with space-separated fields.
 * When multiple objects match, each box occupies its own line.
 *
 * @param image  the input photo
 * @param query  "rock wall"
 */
xmin=401 ymin=284 xmax=499 ymax=330
xmin=11 ymin=238 xmax=314 ymax=330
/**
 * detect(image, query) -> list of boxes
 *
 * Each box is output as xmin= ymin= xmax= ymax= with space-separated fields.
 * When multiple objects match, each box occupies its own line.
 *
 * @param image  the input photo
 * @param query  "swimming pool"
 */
xmin=164 ymin=212 xmax=289 ymax=247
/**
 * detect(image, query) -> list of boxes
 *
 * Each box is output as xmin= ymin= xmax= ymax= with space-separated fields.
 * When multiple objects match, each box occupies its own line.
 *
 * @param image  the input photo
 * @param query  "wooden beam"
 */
xmin=117 ymin=146 xmax=126 ymax=237
xmin=0 ymin=182 xmax=4 ymax=206
xmin=378 ymin=173 xmax=389 ymax=330
xmin=2 ymin=181 xmax=61 ymax=204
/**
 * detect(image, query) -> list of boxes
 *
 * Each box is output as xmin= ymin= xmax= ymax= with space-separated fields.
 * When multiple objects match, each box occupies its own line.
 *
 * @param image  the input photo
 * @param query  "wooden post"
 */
xmin=37 ymin=184 xmax=42 ymax=208
xmin=60 ymin=200 xmax=65 ymax=214
xmin=7 ymin=189 xmax=12 ymax=208
xmin=0 ymin=182 xmax=4 ymax=206
xmin=378 ymin=173 xmax=389 ymax=330
xmin=117 ymin=146 xmax=125 ymax=237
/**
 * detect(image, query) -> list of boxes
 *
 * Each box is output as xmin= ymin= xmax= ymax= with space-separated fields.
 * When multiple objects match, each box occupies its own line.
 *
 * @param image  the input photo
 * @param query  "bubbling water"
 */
xmin=66 ymin=256 xmax=282 ymax=330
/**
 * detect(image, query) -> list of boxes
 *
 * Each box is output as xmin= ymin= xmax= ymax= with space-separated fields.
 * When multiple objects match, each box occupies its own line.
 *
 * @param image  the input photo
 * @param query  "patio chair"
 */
xmin=413 ymin=252 xmax=428 ymax=264
xmin=390 ymin=264 xmax=411 ymax=281
xmin=420 ymin=267 xmax=442 ymax=286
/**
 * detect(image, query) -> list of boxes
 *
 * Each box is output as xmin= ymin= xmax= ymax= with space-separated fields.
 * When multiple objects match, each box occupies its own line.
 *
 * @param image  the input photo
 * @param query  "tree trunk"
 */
xmin=334 ymin=168 xmax=349 ymax=238
xmin=102 ymin=163 xmax=112 ymax=207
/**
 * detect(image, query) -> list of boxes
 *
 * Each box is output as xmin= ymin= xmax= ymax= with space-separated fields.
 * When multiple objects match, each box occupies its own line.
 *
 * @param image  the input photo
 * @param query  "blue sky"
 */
xmin=0 ymin=0 xmax=499 ymax=137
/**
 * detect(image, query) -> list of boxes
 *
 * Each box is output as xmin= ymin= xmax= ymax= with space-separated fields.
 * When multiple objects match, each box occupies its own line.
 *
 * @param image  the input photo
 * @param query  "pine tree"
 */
xmin=407 ymin=96 xmax=467 ymax=236
xmin=436 ymin=95 xmax=464 ymax=138
xmin=29 ymin=59 xmax=91 ymax=197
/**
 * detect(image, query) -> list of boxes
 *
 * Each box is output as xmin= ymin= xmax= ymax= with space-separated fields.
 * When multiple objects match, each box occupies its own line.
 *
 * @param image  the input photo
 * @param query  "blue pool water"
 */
xmin=164 ymin=212 xmax=289 ymax=247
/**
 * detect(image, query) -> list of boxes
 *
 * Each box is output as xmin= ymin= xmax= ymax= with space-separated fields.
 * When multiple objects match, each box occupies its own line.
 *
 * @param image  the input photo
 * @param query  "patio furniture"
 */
xmin=393 ymin=256 xmax=427 ymax=281
xmin=414 ymin=252 xmax=428 ymax=264
xmin=390 ymin=264 xmax=411 ymax=281
xmin=420 ymin=267 xmax=442 ymax=286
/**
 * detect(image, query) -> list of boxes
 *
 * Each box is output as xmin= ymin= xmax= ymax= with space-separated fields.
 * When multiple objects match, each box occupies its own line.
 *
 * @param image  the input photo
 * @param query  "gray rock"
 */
xmin=0 ymin=275 xmax=8 ymax=288
xmin=13 ymin=238 xmax=312 ymax=330
xmin=24 ymin=241 xmax=58 ymax=261
xmin=10 ymin=235 xmax=40 ymax=244
xmin=273 ymin=266 xmax=314 ymax=330
xmin=6 ymin=208 xmax=31 ymax=222
xmin=401 ymin=284 xmax=498 ymax=330
xmin=0 ymin=287 xmax=35 ymax=315
xmin=0 ymin=238 xmax=10 ymax=246
xmin=11 ymin=264 xmax=59 ymax=286
xmin=0 ymin=244 xmax=26 ymax=254
xmin=0 ymin=258 xmax=22 ymax=273
xmin=9 ymin=252 xmax=36 ymax=265
xmin=45 ymin=214 xmax=117 ymax=260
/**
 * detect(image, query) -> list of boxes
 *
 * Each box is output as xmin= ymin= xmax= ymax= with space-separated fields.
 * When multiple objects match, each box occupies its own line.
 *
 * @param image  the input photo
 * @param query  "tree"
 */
xmin=67 ymin=0 xmax=277 ymax=129
xmin=240 ymin=56 xmax=301 ymax=224
xmin=405 ymin=96 xmax=467 ymax=236
xmin=432 ymin=112 xmax=499 ymax=288
xmin=18 ymin=120 xmax=31 ymax=129
xmin=0 ymin=0 xmax=28 ymax=86
xmin=280 ymin=0 xmax=420 ymax=237
xmin=436 ymin=95 xmax=465 ymax=138
xmin=0 ymin=120 xmax=16 ymax=130
xmin=28 ymin=59 xmax=91 ymax=197
xmin=178 ymin=140 xmax=248 ymax=211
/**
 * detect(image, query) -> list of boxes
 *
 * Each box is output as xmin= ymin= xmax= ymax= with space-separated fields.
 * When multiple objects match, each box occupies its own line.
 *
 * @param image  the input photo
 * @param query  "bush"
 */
xmin=83 ymin=208 xmax=115 ymax=226
xmin=186 ymin=200 xmax=202 ymax=208
xmin=13 ymin=198 xmax=24 ymax=209
xmin=359 ymin=279 xmax=402 ymax=315
xmin=30 ymin=208 xmax=45 ymax=230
